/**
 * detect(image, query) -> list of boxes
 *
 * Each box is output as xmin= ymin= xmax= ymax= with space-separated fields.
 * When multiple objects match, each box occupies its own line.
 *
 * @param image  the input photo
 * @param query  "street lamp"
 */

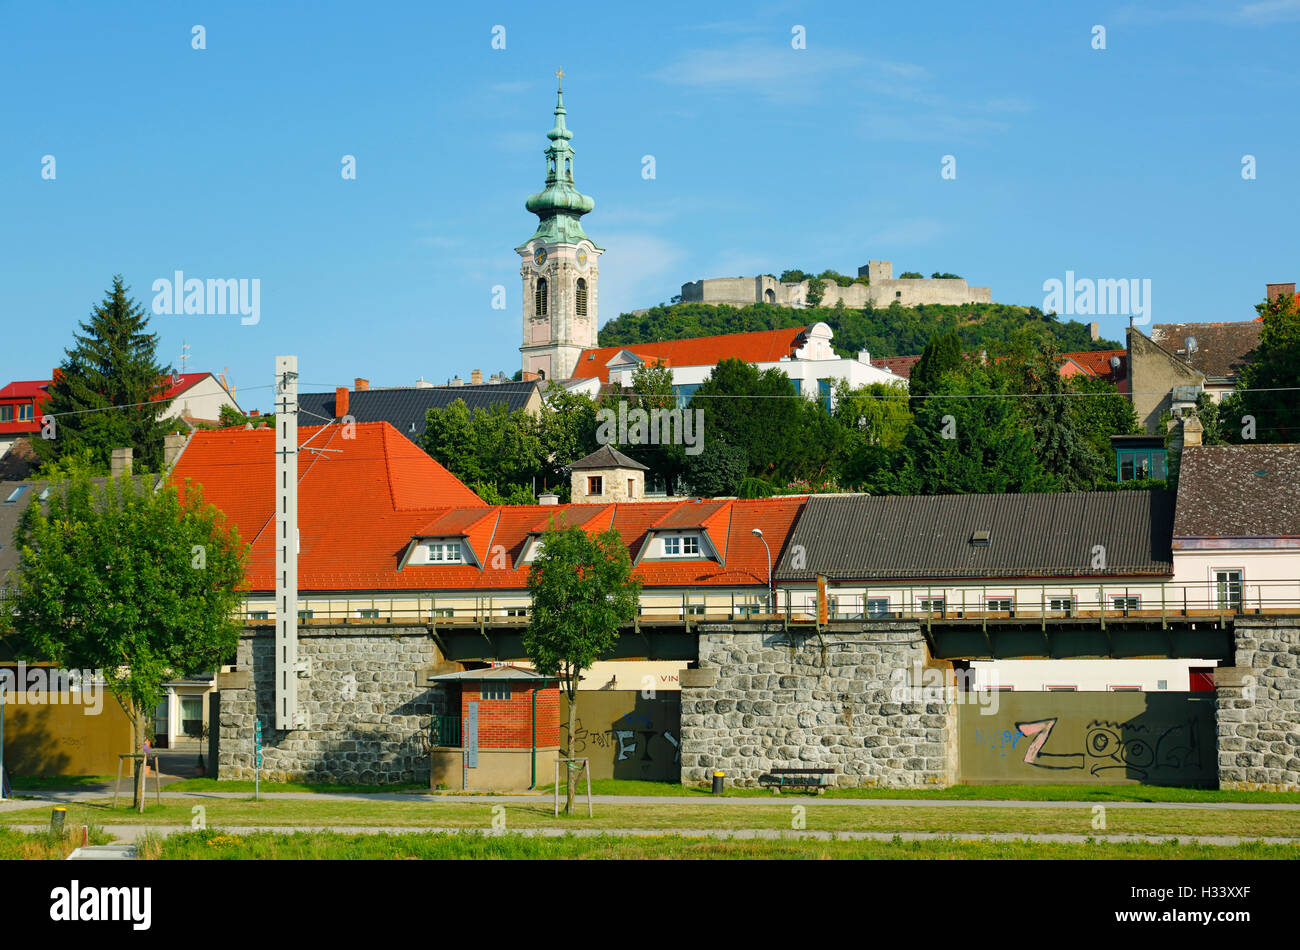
xmin=751 ymin=528 xmax=773 ymax=614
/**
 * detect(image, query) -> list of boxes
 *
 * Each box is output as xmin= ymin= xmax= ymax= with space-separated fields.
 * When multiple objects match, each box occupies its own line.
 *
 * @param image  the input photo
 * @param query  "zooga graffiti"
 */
xmin=976 ymin=715 xmax=1204 ymax=780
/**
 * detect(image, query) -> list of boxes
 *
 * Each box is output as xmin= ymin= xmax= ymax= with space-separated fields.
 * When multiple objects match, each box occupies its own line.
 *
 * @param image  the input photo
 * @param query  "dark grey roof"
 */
xmin=297 ymin=382 xmax=540 ymax=442
xmin=0 ymin=478 xmax=112 ymax=588
xmin=569 ymin=445 xmax=649 ymax=471
xmin=427 ymin=665 xmax=558 ymax=683
xmin=1174 ymin=444 xmax=1300 ymax=538
xmin=775 ymin=491 xmax=1174 ymax=581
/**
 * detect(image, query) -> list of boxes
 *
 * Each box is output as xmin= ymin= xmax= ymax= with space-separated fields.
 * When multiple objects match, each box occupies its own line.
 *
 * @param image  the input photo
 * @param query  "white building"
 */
xmin=567 ymin=322 xmax=906 ymax=408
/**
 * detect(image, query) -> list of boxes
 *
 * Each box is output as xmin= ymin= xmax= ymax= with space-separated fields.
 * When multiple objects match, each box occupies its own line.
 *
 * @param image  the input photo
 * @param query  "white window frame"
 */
xmin=662 ymin=534 xmax=701 ymax=557
xmin=425 ymin=540 xmax=463 ymax=563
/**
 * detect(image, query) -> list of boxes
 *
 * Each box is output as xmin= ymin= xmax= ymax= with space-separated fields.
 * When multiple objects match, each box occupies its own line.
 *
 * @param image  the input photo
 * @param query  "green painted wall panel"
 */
xmin=958 ymin=692 xmax=1216 ymax=786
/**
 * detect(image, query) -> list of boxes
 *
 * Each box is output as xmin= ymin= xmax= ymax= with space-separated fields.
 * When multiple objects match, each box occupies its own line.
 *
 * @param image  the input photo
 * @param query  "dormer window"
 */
xmin=425 ymin=541 xmax=463 ymax=563
xmin=663 ymin=534 xmax=700 ymax=557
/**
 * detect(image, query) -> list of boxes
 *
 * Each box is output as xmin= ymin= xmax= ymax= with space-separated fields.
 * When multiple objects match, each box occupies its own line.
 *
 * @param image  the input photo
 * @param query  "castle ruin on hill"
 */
xmin=681 ymin=260 xmax=991 ymax=309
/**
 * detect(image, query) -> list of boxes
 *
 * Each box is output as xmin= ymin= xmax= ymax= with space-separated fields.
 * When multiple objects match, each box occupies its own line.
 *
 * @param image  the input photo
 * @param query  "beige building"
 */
xmin=1127 ymin=320 xmax=1261 ymax=434
xmin=568 ymin=445 xmax=649 ymax=503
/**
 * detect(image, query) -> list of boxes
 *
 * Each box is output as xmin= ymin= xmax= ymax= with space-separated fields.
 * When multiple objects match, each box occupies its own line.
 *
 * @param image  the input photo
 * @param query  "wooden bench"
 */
xmin=759 ymin=767 xmax=833 ymax=794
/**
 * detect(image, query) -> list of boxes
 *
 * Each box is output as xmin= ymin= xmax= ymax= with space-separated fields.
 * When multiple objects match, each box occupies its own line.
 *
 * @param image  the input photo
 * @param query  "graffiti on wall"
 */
xmin=959 ymin=694 xmax=1215 ymax=786
xmin=559 ymin=693 xmax=683 ymax=781
xmin=1008 ymin=716 xmax=1202 ymax=779
xmin=560 ymin=714 xmax=680 ymax=764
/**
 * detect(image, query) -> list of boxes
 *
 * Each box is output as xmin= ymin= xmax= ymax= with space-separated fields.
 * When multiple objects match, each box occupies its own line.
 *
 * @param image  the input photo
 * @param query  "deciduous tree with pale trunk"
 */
xmin=9 ymin=465 xmax=244 ymax=811
xmin=523 ymin=522 xmax=639 ymax=815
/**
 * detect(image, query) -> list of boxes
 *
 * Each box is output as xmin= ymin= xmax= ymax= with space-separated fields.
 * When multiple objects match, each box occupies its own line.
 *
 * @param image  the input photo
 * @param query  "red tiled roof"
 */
xmin=0 ymin=380 xmax=51 ymax=400
xmin=869 ymin=355 xmax=921 ymax=380
xmin=1061 ymin=349 xmax=1125 ymax=379
xmin=160 ymin=372 xmax=215 ymax=399
xmin=169 ymin=420 xmax=806 ymax=593
xmin=571 ymin=327 xmax=815 ymax=383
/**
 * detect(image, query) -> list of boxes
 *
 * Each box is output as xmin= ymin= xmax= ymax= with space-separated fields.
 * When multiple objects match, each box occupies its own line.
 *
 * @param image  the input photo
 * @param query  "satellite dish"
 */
xmin=1108 ymin=356 xmax=1121 ymax=371
xmin=1185 ymin=336 xmax=1198 ymax=355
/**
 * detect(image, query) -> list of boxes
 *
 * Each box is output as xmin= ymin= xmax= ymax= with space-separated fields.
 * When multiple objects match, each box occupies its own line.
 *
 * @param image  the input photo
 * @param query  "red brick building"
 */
xmin=426 ymin=666 xmax=562 ymax=790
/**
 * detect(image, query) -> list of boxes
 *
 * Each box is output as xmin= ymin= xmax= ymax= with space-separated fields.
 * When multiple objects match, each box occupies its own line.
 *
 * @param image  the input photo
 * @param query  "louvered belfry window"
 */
xmin=576 ymin=278 xmax=588 ymax=316
xmin=535 ymin=278 xmax=548 ymax=317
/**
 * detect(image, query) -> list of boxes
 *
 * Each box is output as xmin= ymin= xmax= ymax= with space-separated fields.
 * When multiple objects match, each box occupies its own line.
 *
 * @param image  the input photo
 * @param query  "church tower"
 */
xmin=517 ymin=71 xmax=602 ymax=381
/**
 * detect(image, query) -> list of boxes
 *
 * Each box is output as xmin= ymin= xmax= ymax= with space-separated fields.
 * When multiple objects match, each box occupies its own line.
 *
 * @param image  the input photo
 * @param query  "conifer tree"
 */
xmin=32 ymin=276 xmax=174 ymax=472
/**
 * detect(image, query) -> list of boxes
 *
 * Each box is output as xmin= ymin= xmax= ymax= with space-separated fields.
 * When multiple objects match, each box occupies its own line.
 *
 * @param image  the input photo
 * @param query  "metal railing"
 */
xmin=430 ymin=715 xmax=461 ymax=749
xmin=236 ymin=580 xmax=1300 ymax=629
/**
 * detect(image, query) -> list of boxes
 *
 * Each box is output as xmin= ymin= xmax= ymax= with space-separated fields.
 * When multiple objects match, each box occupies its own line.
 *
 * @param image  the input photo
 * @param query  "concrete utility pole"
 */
xmin=274 ymin=356 xmax=299 ymax=730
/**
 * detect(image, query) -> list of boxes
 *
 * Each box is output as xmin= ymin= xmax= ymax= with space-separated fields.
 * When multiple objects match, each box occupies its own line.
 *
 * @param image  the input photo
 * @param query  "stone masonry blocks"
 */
xmin=679 ymin=622 xmax=956 ymax=788
xmin=218 ymin=626 xmax=447 ymax=784
xmin=1217 ymin=616 xmax=1300 ymax=792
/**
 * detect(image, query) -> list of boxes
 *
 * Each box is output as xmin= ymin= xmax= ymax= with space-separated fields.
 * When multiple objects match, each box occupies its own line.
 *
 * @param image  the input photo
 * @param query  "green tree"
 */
xmin=805 ymin=277 xmax=827 ymax=306
xmin=1000 ymin=341 xmax=1106 ymax=490
xmin=690 ymin=359 xmax=804 ymax=488
xmin=218 ymin=405 xmax=273 ymax=429
xmin=422 ymin=400 xmax=544 ymax=498
xmin=833 ymin=381 xmax=912 ymax=489
xmin=523 ymin=524 xmax=639 ymax=815
xmin=10 ymin=465 xmax=245 ymax=811
xmin=1220 ymin=291 xmax=1300 ymax=443
xmin=32 ymin=276 xmax=175 ymax=473
xmin=683 ymin=440 xmax=749 ymax=496
xmin=599 ymin=359 xmax=686 ymax=494
xmin=535 ymin=385 xmax=601 ymax=498
xmin=904 ymin=366 xmax=1056 ymax=494
xmin=909 ymin=330 xmax=964 ymax=401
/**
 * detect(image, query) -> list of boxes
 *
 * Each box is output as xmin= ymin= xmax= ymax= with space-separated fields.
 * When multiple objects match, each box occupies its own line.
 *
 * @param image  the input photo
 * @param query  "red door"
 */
xmin=1189 ymin=667 xmax=1215 ymax=692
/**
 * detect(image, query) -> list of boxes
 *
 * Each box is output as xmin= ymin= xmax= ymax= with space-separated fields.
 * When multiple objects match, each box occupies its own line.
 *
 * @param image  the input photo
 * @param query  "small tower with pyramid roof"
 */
xmin=517 ymin=70 xmax=602 ymax=382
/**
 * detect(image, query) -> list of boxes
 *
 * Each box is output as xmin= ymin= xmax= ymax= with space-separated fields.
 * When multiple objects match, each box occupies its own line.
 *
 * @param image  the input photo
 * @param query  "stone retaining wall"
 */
xmin=679 ymin=623 xmax=957 ymax=788
xmin=217 ymin=626 xmax=447 ymax=784
xmin=1217 ymin=616 xmax=1300 ymax=791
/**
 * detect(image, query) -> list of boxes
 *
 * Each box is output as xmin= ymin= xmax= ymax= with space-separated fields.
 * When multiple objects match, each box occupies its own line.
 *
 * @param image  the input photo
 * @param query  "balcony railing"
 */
xmin=236 ymin=579 xmax=1300 ymax=629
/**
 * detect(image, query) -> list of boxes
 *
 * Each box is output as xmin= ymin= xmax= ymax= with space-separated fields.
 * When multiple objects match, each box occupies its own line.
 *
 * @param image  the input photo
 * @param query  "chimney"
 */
xmin=471 ymin=369 xmax=482 ymax=385
xmin=1266 ymin=282 xmax=1295 ymax=302
xmin=1089 ymin=321 xmax=1099 ymax=342
xmin=450 ymin=376 xmax=464 ymax=387
xmin=538 ymin=492 xmax=559 ymax=505
xmin=354 ymin=378 xmax=370 ymax=391
xmin=1181 ymin=414 xmax=1204 ymax=449
xmin=163 ymin=432 xmax=189 ymax=469
xmin=521 ymin=371 xmax=540 ymax=381
xmin=110 ymin=447 xmax=133 ymax=478
xmin=335 ymin=386 xmax=349 ymax=420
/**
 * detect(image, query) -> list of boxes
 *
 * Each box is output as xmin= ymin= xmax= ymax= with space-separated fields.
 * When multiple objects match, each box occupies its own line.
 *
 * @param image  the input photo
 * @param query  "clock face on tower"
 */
xmin=534 ymin=248 xmax=548 ymax=266
xmin=576 ymin=249 xmax=588 ymax=267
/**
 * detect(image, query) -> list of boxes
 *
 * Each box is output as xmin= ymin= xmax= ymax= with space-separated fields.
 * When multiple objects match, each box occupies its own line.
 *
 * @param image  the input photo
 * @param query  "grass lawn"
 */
xmin=166 ymin=778 xmax=432 ymax=794
xmin=145 ymin=828 xmax=1300 ymax=860
xmin=0 ymin=818 xmax=114 ymax=860
xmin=8 ymin=775 xmax=115 ymax=790
xmin=542 ymin=778 xmax=1300 ymax=804
xmin=3 ymin=797 xmax=1299 ymax=839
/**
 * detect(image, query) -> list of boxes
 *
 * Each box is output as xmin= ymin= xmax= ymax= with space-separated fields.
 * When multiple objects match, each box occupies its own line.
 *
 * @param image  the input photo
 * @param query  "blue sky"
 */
xmin=2 ymin=1 xmax=1297 ymax=411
